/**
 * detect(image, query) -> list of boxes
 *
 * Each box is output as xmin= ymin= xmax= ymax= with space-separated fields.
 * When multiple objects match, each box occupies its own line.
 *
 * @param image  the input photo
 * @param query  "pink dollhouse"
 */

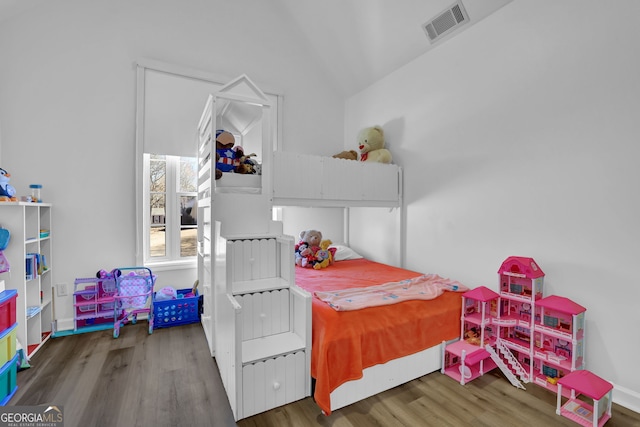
xmin=441 ymin=257 xmax=615 ymax=423
xmin=442 ymin=257 xmax=607 ymax=409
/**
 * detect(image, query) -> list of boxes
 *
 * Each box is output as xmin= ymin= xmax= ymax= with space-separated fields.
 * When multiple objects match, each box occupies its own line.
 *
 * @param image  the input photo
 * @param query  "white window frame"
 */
xmin=142 ymin=154 xmax=197 ymax=269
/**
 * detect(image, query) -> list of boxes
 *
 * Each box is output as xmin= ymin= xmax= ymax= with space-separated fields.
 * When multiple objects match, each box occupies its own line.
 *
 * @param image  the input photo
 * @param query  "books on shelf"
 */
xmin=26 ymin=254 xmax=37 ymax=280
xmin=25 ymin=253 xmax=48 ymax=280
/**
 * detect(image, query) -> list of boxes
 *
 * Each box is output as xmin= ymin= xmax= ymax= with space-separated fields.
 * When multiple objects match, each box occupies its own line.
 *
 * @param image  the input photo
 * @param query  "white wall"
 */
xmin=346 ymin=0 xmax=640 ymax=410
xmin=0 ymin=0 xmax=344 ymax=328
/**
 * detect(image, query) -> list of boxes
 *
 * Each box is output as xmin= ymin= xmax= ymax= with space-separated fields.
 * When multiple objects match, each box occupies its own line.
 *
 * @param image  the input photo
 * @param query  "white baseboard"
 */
xmin=55 ymin=318 xmax=74 ymax=333
xmin=612 ymin=382 xmax=640 ymax=414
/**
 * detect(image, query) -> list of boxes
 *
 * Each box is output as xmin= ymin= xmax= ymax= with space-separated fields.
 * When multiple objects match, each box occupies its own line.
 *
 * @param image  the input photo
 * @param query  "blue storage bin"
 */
xmin=153 ymin=289 xmax=202 ymax=329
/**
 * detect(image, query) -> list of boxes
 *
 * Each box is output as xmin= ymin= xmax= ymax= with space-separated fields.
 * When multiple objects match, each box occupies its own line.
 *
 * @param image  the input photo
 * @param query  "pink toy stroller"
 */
xmin=113 ymin=267 xmax=155 ymax=338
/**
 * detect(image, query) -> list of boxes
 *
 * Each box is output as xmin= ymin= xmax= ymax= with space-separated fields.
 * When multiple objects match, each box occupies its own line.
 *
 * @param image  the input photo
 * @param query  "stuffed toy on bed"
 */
xmin=313 ymin=239 xmax=336 ymax=269
xmin=295 ymin=230 xmax=336 ymax=269
xmin=332 ymin=150 xmax=358 ymax=160
xmin=357 ymin=125 xmax=392 ymax=163
xmin=215 ymin=130 xmax=238 ymax=179
xmin=215 ymin=129 xmax=261 ymax=177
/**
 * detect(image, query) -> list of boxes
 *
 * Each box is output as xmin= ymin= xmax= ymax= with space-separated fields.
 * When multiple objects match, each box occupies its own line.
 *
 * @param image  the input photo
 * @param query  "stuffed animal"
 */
xmin=357 ymin=126 xmax=392 ymax=163
xmin=313 ymin=249 xmax=332 ymax=269
xmin=215 ymin=130 xmax=260 ymax=177
xmin=295 ymin=230 xmax=324 ymax=268
xmin=155 ymin=286 xmax=178 ymax=301
xmin=215 ymin=130 xmax=241 ymax=179
xmin=299 ymin=229 xmax=323 ymax=248
xmin=235 ymin=151 xmax=259 ymax=174
xmin=295 ymin=241 xmax=313 ymax=268
xmin=313 ymin=239 xmax=336 ymax=269
xmin=332 ymin=150 xmax=358 ymax=160
xmin=0 ymin=168 xmax=17 ymax=201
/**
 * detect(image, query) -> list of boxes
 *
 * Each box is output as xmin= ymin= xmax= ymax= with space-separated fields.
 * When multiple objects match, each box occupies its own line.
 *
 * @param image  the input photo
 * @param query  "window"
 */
xmin=143 ymin=154 xmax=197 ymax=265
xmin=543 ymin=315 xmax=559 ymax=328
xmin=135 ymin=60 xmax=282 ymax=269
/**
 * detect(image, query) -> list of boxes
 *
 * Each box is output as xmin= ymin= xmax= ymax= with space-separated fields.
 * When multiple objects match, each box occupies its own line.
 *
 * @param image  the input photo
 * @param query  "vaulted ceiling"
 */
xmin=0 ymin=0 xmax=512 ymax=96
xmin=274 ymin=0 xmax=513 ymax=95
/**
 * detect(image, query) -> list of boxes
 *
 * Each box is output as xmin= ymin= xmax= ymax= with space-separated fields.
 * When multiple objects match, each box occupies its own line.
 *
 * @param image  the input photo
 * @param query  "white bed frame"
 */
xmin=272 ymin=151 xmax=402 ymax=208
xmin=329 ymin=345 xmax=443 ymax=412
xmin=199 ymin=74 xmax=440 ymax=417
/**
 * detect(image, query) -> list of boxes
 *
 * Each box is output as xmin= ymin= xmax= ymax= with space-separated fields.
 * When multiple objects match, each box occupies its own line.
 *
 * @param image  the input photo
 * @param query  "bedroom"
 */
xmin=0 ymin=0 xmax=638 ymax=423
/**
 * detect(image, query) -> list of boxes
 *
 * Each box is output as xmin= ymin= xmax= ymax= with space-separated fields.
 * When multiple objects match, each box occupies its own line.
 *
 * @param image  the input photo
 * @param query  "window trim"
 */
xmin=142 ymin=154 xmax=197 ymax=267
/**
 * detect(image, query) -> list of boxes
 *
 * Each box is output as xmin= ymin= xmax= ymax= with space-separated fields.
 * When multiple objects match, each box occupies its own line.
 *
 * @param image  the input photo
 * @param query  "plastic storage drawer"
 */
xmin=153 ymin=289 xmax=202 ymax=329
xmin=0 ymin=323 xmax=16 ymax=368
xmin=0 ymin=353 xmax=18 ymax=405
xmin=0 ymin=290 xmax=17 ymax=334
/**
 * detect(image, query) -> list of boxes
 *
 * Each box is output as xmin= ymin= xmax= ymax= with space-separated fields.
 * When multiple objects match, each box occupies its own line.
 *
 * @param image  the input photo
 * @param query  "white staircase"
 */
xmin=486 ymin=340 xmax=527 ymax=390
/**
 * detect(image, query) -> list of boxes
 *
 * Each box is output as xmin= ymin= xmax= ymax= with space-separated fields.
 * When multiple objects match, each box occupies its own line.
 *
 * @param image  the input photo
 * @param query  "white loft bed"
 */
xmin=198 ymin=75 xmax=446 ymax=417
xmin=272 ymin=151 xmax=402 ymax=208
xmin=270 ymin=157 xmax=445 ymax=415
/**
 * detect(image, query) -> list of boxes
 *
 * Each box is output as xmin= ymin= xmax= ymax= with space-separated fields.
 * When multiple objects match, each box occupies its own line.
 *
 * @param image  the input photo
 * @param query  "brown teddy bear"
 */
xmin=332 ymin=150 xmax=358 ymax=160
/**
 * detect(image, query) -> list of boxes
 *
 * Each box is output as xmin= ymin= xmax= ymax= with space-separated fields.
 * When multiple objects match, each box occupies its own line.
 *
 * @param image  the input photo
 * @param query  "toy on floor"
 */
xmin=0 ymin=168 xmax=17 ymax=201
xmin=113 ymin=267 xmax=155 ymax=338
xmin=155 ymin=286 xmax=177 ymax=301
xmin=96 ymin=269 xmax=118 ymax=279
xmin=16 ymin=338 xmax=30 ymax=371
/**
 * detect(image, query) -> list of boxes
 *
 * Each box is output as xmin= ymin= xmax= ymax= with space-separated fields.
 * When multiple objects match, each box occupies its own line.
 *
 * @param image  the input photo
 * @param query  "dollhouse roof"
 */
xmin=558 ymin=370 xmax=612 ymax=400
xmin=537 ymin=295 xmax=586 ymax=314
xmin=498 ymin=256 xmax=545 ymax=279
xmin=463 ymin=286 xmax=499 ymax=301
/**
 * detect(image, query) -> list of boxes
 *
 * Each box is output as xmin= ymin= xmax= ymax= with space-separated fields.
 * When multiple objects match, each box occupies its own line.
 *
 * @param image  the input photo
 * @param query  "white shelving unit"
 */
xmin=0 ymin=202 xmax=53 ymax=357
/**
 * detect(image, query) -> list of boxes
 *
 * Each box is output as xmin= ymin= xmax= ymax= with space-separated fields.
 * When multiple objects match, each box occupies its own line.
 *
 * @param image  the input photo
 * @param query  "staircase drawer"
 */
xmin=241 ymin=350 xmax=306 ymax=418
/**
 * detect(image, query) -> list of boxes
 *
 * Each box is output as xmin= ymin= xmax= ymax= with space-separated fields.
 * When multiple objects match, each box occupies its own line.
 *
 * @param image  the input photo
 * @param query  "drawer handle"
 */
xmin=273 ymin=382 xmax=280 ymax=391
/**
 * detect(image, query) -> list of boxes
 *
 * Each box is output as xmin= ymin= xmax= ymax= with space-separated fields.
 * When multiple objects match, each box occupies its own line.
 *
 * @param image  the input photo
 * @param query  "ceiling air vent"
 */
xmin=422 ymin=1 xmax=469 ymax=44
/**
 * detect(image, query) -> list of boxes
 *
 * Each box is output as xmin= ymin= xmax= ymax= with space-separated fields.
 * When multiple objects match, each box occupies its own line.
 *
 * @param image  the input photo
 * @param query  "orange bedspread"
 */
xmin=295 ymin=258 xmax=464 ymax=415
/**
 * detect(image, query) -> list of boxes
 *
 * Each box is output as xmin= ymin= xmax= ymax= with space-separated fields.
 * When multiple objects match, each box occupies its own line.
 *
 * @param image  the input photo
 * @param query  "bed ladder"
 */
xmin=485 ymin=341 xmax=527 ymax=390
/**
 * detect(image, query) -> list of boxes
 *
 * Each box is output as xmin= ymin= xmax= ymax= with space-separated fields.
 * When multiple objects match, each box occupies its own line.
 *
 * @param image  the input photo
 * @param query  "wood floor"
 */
xmin=11 ymin=322 xmax=640 ymax=427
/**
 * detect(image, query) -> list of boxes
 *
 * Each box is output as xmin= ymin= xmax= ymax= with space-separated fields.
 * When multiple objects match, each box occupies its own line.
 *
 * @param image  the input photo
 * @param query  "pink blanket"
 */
xmin=314 ymin=273 xmax=468 ymax=311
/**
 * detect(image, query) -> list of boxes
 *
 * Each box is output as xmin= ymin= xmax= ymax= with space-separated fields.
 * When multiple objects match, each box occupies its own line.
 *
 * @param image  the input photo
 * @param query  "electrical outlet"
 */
xmin=57 ymin=283 xmax=68 ymax=297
